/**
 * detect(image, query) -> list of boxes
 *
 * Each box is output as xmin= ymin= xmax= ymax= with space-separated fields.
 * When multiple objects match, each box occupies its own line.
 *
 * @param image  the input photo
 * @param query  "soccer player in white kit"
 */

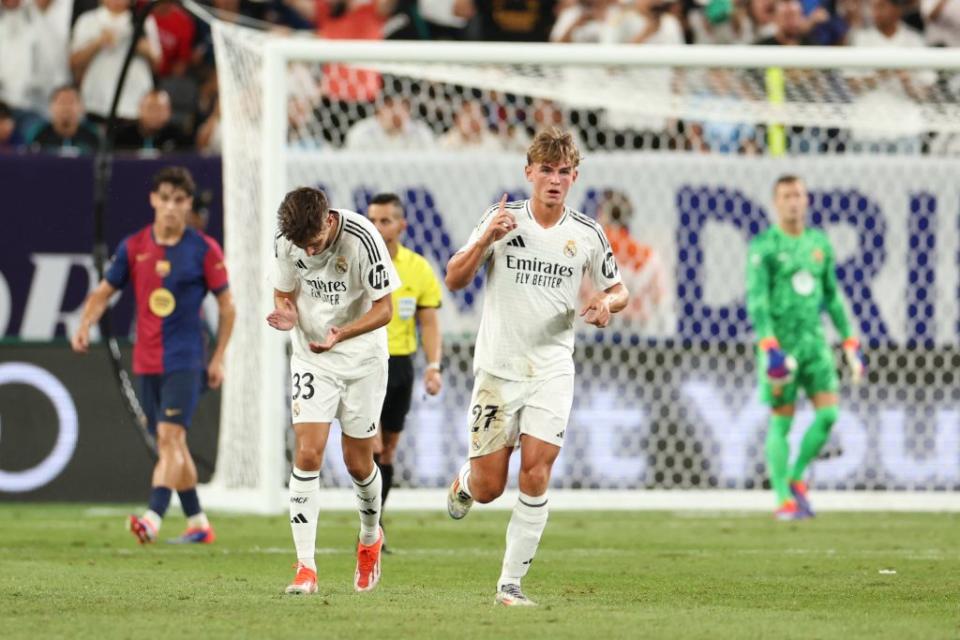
xmin=445 ymin=127 xmax=630 ymax=606
xmin=267 ymin=187 xmax=400 ymax=595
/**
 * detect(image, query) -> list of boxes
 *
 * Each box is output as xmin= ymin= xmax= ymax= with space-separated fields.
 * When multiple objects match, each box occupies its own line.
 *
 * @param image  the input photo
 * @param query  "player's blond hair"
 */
xmin=526 ymin=126 xmax=581 ymax=169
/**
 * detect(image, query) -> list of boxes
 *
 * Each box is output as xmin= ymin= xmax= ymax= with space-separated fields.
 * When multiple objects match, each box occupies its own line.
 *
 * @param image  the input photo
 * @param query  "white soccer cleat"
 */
xmin=495 ymin=584 xmax=537 ymax=607
xmin=446 ymin=477 xmax=474 ymax=520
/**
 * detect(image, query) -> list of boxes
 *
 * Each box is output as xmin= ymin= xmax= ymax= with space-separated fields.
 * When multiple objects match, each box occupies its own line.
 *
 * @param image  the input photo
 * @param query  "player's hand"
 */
xmin=424 ymin=368 xmax=442 ymax=396
xmin=843 ymin=337 xmax=865 ymax=385
xmin=308 ymin=326 xmax=342 ymax=353
xmin=207 ymin=355 xmax=225 ymax=389
xmin=266 ymin=297 xmax=298 ymax=331
xmin=580 ymin=293 xmax=612 ymax=327
xmin=70 ymin=325 xmax=90 ymax=354
xmin=481 ymin=194 xmax=517 ymax=245
xmin=761 ymin=338 xmax=796 ymax=385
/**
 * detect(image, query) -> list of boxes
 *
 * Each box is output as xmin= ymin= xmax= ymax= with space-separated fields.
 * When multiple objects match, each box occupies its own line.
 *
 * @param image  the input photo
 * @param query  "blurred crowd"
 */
xmin=1 ymin=0 xmax=959 ymax=156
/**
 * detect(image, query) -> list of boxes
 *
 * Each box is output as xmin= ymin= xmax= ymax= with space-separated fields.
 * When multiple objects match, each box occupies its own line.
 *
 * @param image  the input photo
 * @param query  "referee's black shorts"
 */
xmin=380 ymin=355 xmax=415 ymax=432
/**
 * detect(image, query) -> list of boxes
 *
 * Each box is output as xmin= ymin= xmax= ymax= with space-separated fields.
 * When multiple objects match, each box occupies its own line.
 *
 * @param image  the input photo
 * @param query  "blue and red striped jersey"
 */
xmin=105 ymin=225 xmax=229 ymax=374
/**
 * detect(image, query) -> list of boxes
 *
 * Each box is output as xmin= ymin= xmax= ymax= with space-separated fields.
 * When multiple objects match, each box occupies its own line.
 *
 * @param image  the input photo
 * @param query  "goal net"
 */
xmin=203 ymin=20 xmax=960 ymax=513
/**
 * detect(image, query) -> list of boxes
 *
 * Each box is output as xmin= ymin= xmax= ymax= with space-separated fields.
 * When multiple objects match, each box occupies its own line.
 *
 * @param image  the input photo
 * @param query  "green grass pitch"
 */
xmin=0 ymin=505 xmax=957 ymax=639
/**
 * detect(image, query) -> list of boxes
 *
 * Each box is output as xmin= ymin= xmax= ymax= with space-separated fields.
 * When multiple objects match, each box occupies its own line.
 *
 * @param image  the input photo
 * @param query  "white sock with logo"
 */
xmin=289 ymin=467 xmax=320 ymax=572
xmin=353 ymin=467 xmax=382 ymax=546
xmin=498 ymin=492 xmax=549 ymax=590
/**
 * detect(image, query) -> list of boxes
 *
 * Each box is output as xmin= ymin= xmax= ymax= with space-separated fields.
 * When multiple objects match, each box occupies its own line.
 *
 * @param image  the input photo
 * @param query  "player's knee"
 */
xmin=295 ymin=448 xmax=324 ymax=470
xmin=345 ymin=458 xmax=374 ymax=480
xmin=156 ymin=431 xmax=181 ymax=454
xmin=380 ymin=444 xmax=397 ymax=464
xmin=471 ymin=476 xmax=506 ymax=504
xmin=816 ymin=405 xmax=839 ymax=430
xmin=519 ymin=465 xmax=551 ymax=494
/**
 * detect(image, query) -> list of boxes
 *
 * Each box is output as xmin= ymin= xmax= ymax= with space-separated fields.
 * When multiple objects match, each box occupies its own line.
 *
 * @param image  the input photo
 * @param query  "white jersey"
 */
xmin=273 ymin=209 xmax=400 ymax=377
xmin=462 ymin=199 xmax=622 ymax=381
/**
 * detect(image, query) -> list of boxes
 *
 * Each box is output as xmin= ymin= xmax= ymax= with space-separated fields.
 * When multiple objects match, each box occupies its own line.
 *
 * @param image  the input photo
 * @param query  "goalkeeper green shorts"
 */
xmin=757 ymin=342 xmax=839 ymax=408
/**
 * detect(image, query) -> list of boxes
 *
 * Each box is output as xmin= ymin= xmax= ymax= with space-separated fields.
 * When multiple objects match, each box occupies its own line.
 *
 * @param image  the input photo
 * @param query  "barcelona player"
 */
xmin=746 ymin=175 xmax=865 ymax=520
xmin=72 ymin=166 xmax=236 ymax=544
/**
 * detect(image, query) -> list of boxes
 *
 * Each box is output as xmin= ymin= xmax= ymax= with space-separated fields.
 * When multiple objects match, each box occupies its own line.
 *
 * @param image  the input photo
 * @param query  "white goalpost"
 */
xmin=200 ymin=18 xmax=960 ymax=514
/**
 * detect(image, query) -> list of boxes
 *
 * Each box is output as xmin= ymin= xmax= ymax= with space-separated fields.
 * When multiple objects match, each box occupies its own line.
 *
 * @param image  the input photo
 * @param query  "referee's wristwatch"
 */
xmin=426 ymin=362 xmax=442 ymax=373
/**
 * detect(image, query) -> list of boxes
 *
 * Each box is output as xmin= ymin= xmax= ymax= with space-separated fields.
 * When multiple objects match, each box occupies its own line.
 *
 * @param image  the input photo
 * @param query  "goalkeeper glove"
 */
xmin=843 ymin=337 xmax=865 ymax=385
xmin=760 ymin=337 xmax=796 ymax=386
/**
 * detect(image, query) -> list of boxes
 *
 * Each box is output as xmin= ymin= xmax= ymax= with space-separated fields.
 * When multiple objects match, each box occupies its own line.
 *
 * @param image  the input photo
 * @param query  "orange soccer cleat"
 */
xmin=285 ymin=562 xmax=318 ymax=595
xmin=354 ymin=528 xmax=384 ymax=593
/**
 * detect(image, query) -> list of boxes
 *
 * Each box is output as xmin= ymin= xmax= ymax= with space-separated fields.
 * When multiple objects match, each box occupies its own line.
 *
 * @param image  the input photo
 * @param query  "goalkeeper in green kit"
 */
xmin=746 ymin=175 xmax=866 ymax=521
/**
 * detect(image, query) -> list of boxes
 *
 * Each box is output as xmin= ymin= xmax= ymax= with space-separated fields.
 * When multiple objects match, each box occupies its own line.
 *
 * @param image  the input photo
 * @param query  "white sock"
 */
xmin=498 ymin=492 xmax=549 ymax=590
xmin=352 ymin=467 xmax=382 ymax=546
xmin=187 ymin=512 xmax=209 ymax=529
xmin=142 ymin=510 xmax=162 ymax=533
xmin=289 ymin=466 xmax=321 ymax=572
xmin=457 ymin=461 xmax=473 ymax=499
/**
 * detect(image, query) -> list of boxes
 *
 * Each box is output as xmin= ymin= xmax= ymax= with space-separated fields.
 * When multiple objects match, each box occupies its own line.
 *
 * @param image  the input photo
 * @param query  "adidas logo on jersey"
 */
xmin=291 ymin=513 xmax=308 ymax=524
xmin=296 ymin=260 xmax=308 ymax=270
xmin=507 ymin=235 xmax=526 ymax=248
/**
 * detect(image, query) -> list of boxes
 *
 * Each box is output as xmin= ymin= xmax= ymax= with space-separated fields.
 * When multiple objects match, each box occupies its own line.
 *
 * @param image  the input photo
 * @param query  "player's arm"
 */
xmin=267 ymin=288 xmax=299 ymax=331
xmin=580 ymin=283 xmax=629 ymax=328
xmin=206 ymin=289 xmax=236 ymax=389
xmin=445 ymin=194 xmax=516 ymax=291
xmin=822 ymin=241 xmax=864 ymax=383
xmin=417 ymin=306 xmax=443 ymax=395
xmin=746 ymin=239 xmax=794 ymax=383
xmin=71 ymin=280 xmax=118 ymax=353
xmin=745 ymin=239 xmax=774 ymax=343
xmin=309 ymin=293 xmax=392 ymax=353
xmin=268 ymin=236 xmax=300 ymax=331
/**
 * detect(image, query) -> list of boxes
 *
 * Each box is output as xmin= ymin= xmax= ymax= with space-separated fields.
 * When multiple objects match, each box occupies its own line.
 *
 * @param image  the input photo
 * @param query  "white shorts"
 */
xmin=466 ymin=369 xmax=574 ymax=458
xmin=290 ymin=356 xmax=387 ymax=439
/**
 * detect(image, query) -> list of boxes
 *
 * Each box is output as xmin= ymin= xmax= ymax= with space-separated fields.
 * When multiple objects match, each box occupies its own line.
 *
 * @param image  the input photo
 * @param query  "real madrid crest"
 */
xmin=155 ymin=260 xmax=171 ymax=277
xmin=564 ymin=240 xmax=577 ymax=258
xmin=292 ymin=401 xmax=301 ymax=418
xmin=335 ymin=255 xmax=348 ymax=275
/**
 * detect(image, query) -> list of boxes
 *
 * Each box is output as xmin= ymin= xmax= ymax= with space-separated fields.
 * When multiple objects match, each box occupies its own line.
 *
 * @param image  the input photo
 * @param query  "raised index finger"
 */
xmin=498 ymin=193 xmax=508 ymax=213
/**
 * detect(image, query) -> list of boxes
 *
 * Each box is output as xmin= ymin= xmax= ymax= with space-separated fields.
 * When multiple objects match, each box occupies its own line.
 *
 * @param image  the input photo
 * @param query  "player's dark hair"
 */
xmin=773 ymin=174 xmax=803 ymax=192
xmin=370 ymin=192 xmax=404 ymax=217
xmin=278 ymin=187 xmax=329 ymax=246
xmin=152 ymin=166 xmax=196 ymax=198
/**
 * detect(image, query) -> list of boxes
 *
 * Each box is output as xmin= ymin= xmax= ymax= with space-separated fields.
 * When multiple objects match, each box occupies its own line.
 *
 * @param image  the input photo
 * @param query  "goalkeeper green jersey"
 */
xmin=746 ymin=225 xmax=853 ymax=354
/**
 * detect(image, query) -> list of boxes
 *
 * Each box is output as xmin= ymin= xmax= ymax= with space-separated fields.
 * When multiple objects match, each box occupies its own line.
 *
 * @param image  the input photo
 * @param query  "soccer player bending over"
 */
xmin=746 ymin=175 xmax=865 ymax=521
xmin=444 ymin=127 xmax=628 ymax=606
xmin=72 ymin=166 xmax=235 ymax=544
xmin=267 ymin=187 xmax=399 ymax=595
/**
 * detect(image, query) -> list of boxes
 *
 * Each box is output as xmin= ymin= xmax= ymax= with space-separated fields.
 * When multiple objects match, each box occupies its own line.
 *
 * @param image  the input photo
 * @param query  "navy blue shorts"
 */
xmin=138 ymin=370 xmax=205 ymax=434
